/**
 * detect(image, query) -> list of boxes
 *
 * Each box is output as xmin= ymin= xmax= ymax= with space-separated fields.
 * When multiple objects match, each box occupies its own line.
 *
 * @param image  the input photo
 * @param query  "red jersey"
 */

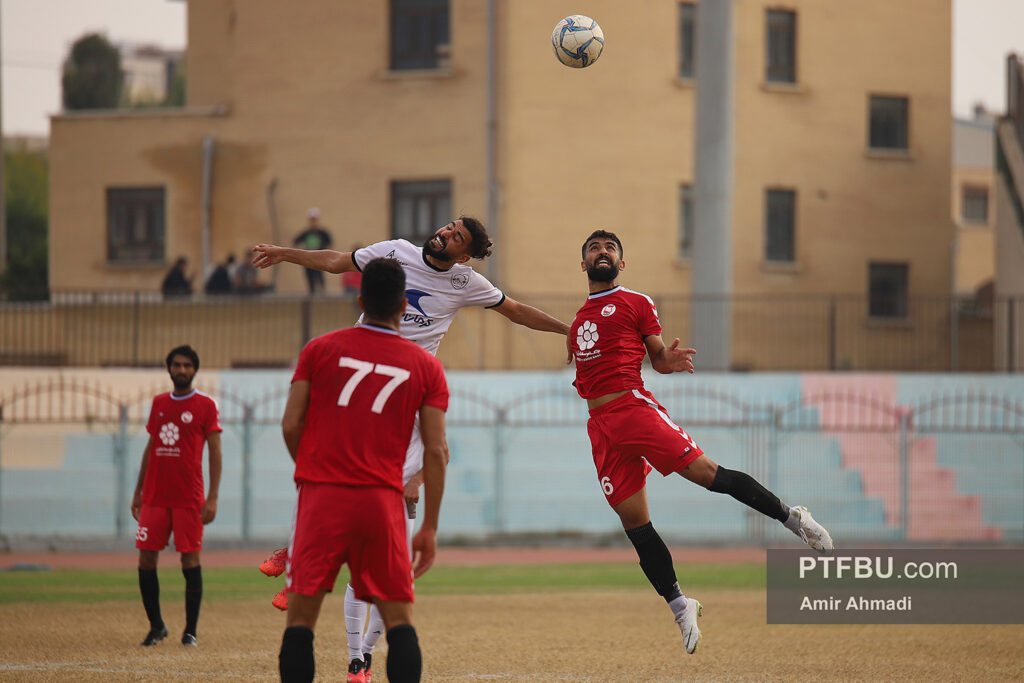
xmin=143 ymin=390 xmax=222 ymax=508
xmin=291 ymin=324 xmax=449 ymax=492
xmin=570 ymin=286 xmax=662 ymax=399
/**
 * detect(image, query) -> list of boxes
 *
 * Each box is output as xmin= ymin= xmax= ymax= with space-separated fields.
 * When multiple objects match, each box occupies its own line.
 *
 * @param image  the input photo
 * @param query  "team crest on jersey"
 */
xmin=451 ymin=273 xmax=469 ymax=290
xmin=181 ymin=411 xmax=193 ymax=424
xmin=601 ymin=304 xmax=616 ymax=317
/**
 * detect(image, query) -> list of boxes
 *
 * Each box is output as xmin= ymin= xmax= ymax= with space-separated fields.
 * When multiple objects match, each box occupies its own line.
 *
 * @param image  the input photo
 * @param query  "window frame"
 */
xmin=389 ymin=0 xmax=450 ymax=71
xmin=390 ymin=179 xmax=453 ymax=244
xmin=868 ymin=95 xmax=910 ymax=151
xmin=868 ymin=262 xmax=910 ymax=319
xmin=765 ymin=8 xmax=797 ymax=84
xmin=678 ymin=2 xmax=697 ymax=81
xmin=678 ymin=183 xmax=694 ymax=259
xmin=960 ymin=184 xmax=990 ymax=224
xmin=764 ymin=187 xmax=797 ymax=263
xmin=106 ymin=186 xmax=166 ymax=266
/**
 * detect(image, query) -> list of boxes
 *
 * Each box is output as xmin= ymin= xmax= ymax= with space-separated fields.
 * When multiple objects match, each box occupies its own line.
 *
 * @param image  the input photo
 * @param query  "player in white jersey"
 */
xmin=253 ymin=216 xmax=568 ymax=682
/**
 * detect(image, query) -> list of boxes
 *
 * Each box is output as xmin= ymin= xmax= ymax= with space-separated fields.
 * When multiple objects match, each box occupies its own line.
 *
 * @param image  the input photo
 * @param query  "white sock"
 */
xmin=668 ymin=594 xmax=689 ymax=620
xmin=361 ymin=604 xmax=385 ymax=653
xmin=783 ymin=505 xmax=801 ymax=532
xmin=343 ymin=583 xmax=369 ymax=661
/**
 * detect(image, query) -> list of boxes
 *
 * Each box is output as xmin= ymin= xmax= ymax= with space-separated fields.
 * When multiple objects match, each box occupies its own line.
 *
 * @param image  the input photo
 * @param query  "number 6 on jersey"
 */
xmin=337 ymin=356 xmax=411 ymax=414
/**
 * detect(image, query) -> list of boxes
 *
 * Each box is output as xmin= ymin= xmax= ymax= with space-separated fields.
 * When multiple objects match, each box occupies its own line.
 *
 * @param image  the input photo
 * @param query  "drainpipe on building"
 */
xmin=201 ymin=135 xmax=216 ymax=282
xmin=691 ymin=0 xmax=735 ymax=371
xmin=485 ymin=0 xmax=500 ymax=286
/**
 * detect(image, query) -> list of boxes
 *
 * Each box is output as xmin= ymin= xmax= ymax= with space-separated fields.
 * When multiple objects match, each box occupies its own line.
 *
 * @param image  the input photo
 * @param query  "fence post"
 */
xmin=493 ymin=406 xmax=506 ymax=535
xmin=114 ymin=404 xmax=129 ymax=538
xmin=828 ymin=297 xmax=837 ymax=371
xmin=242 ymin=404 xmax=254 ymax=540
xmin=898 ymin=407 xmax=911 ymax=541
xmin=132 ymin=291 xmax=141 ymax=367
xmin=300 ymin=298 xmax=313 ymax=351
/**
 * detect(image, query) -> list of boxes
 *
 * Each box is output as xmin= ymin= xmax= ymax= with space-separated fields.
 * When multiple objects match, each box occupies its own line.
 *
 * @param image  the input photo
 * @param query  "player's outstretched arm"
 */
xmin=131 ymin=435 xmax=156 ymax=521
xmin=412 ymin=404 xmax=448 ymax=578
xmin=491 ymin=297 xmax=570 ymax=335
xmin=644 ymin=335 xmax=696 ymax=375
xmin=252 ymin=244 xmax=355 ymax=274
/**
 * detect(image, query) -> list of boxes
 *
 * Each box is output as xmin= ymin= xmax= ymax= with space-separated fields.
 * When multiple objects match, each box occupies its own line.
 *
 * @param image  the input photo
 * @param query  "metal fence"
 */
xmin=1 ymin=376 xmax=1021 ymax=545
xmin=1 ymin=290 xmax=1022 ymax=371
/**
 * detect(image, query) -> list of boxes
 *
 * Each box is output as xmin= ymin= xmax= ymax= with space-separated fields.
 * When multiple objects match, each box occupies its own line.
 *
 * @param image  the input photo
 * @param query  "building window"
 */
xmin=678 ymin=2 xmax=696 ymax=80
xmin=391 ymin=180 xmax=452 ymax=243
xmin=869 ymin=95 xmax=909 ymax=150
xmin=868 ymin=262 xmax=909 ymax=318
xmin=678 ymin=184 xmax=694 ymax=259
xmin=107 ymin=187 xmax=165 ymax=264
xmin=765 ymin=189 xmax=796 ymax=262
xmin=765 ymin=9 xmax=796 ymax=83
xmin=961 ymin=185 xmax=989 ymax=224
xmin=390 ymin=0 xmax=450 ymax=70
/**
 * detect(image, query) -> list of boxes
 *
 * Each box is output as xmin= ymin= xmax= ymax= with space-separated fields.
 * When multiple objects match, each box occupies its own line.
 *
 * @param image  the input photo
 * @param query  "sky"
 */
xmin=2 ymin=0 xmax=1023 ymax=137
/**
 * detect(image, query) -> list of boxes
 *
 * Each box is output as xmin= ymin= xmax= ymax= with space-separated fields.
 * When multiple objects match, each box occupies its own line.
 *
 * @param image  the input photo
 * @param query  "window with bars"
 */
xmin=961 ymin=185 xmax=989 ymax=224
xmin=765 ymin=9 xmax=796 ymax=83
xmin=390 ymin=0 xmax=450 ymax=70
xmin=765 ymin=188 xmax=796 ymax=262
xmin=678 ymin=2 xmax=696 ymax=80
xmin=678 ymin=184 xmax=694 ymax=259
xmin=107 ymin=187 xmax=166 ymax=264
xmin=869 ymin=96 xmax=909 ymax=150
xmin=868 ymin=262 xmax=909 ymax=318
xmin=391 ymin=180 xmax=452 ymax=243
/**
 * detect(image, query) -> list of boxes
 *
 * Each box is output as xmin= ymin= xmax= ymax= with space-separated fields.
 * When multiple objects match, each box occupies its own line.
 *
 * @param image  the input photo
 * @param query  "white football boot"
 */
xmin=790 ymin=506 xmax=834 ymax=555
xmin=674 ymin=598 xmax=703 ymax=654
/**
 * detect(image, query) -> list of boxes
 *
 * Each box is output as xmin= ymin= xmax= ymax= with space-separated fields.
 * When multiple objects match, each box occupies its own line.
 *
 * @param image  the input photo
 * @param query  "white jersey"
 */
xmin=352 ymin=239 xmax=505 ymax=356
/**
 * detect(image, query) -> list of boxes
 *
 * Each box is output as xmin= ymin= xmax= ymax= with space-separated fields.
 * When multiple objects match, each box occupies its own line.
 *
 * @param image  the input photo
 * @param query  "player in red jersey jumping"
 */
xmin=277 ymin=258 xmax=449 ymax=683
xmin=132 ymin=345 xmax=223 ymax=648
xmin=569 ymin=230 xmax=833 ymax=654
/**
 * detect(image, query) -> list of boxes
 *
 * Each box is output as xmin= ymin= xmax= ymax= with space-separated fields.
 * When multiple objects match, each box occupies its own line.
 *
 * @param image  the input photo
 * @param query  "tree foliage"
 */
xmin=62 ymin=33 xmax=123 ymax=110
xmin=1 ymin=149 xmax=49 ymax=299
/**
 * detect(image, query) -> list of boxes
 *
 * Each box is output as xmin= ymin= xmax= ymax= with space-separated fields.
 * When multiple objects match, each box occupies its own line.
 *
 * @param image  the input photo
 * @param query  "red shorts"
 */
xmin=587 ymin=389 xmax=703 ymax=507
xmin=287 ymin=483 xmax=413 ymax=603
xmin=135 ymin=505 xmax=203 ymax=553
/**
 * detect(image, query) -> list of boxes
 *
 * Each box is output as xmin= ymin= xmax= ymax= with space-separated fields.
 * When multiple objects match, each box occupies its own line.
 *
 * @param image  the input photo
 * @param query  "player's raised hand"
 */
xmin=411 ymin=527 xmax=437 ymax=578
xmin=665 ymin=339 xmax=696 ymax=374
xmin=251 ymin=244 xmax=285 ymax=269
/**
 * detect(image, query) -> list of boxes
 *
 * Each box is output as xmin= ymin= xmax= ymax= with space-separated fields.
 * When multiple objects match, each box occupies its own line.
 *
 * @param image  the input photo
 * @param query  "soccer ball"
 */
xmin=551 ymin=15 xmax=604 ymax=68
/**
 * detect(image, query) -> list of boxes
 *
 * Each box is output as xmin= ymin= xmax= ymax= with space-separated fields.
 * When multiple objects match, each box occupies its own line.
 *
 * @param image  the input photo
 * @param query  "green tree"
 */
xmin=1 ymin=148 xmax=49 ymax=299
xmin=62 ymin=33 xmax=123 ymax=110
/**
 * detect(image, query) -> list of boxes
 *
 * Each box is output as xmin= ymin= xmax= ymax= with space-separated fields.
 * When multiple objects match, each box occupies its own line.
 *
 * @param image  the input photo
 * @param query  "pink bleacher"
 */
xmin=801 ymin=374 xmax=1000 ymax=542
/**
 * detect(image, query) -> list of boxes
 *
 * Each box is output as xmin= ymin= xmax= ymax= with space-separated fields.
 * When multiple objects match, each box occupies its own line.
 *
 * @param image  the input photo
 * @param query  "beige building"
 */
xmin=994 ymin=54 xmax=1024 ymax=371
xmin=46 ymin=0 xmax=958 ymax=369
xmin=953 ymin=108 xmax=996 ymax=296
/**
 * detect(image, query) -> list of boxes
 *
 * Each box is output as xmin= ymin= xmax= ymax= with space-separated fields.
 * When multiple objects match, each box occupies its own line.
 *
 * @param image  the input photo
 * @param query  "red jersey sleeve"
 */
xmin=637 ymin=294 xmax=662 ymax=338
xmin=422 ymin=355 xmax=449 ymax=412
xmin=205 ymin=396 xmax=223 ymax=435
xmin=292 ymin=338 xmax=317 ymax=383
xmin=145 ymin=397 xmax=160 ymax=436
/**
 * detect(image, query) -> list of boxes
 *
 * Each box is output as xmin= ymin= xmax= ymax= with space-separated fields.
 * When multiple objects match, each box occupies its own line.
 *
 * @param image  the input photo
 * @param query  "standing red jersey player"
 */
xmin=132 ymin=344 xmax=223 ymax=648
xmin=277 ymin=257 xmax=449 ymax=683
xmin=569 ymin=231 xmax=833 ymax=654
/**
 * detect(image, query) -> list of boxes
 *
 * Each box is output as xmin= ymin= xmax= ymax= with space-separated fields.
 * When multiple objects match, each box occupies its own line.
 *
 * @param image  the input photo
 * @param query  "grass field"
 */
xmin=1 ymin=562 xmax=1022 ymax=681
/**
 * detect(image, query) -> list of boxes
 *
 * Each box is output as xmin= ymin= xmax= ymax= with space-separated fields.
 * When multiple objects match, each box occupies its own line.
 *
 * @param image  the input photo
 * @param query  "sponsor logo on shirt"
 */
xmin=574 ymin=320 xmax=603 ymax=361
xmin=451 ymin=272 xmax=469 ymax=290
xmin=403 ymin=289 xmax=435 ymax=328
xmin=181 ymin=411 xmax=193 ymax=424
xmin=384 ymin=249 xmax=409 ymax=265
xmin=156 ymin=422 xmax=182 ymax=457
xmin=601 ymin=304 xmax=616 ymax=317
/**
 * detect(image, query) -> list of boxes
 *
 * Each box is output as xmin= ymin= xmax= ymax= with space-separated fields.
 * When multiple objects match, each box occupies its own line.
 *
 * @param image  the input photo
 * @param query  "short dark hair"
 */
xmin=581 ymin=230 xmax=624 ymax=259
xmin=361 ymin=258 xmax=407 ymax=319
xmin=460 ymin=216 xmax=493 ymax=259
xmin=166 ymin=344 xmax=200 ymax=371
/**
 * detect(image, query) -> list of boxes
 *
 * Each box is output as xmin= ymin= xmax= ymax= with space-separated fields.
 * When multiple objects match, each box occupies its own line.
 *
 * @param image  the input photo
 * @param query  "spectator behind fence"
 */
xmin=204 ymin=255 xmax=235 ymax=295
xmin=293 ymin=207 xmax=333 ymax=295
xmin=162 ymin=257 xmax=193 ymax=297
xmin=235 ymin=249 xmax=272 ymax=295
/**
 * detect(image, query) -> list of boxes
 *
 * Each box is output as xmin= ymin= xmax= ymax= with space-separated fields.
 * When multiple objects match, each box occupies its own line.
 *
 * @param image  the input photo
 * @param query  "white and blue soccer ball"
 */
xmin=551 ymin=15 xmax=604 ymax=69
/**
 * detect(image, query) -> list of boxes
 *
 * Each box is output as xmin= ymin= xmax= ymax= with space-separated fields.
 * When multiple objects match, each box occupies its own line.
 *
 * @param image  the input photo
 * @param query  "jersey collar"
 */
xmin=169 ymin=389 xmax=197 ymax=400
xmin=588 ymin=286 xmax=622 ymax=300
xmin=358 ymin=323 xmax=401 ymax=336
xmin=420 ymin=249 xmax=454 ymax=273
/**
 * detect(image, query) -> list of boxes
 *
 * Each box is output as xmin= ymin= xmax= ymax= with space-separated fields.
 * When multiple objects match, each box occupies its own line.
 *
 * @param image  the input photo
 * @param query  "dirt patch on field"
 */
xmin=1 ymin=591 xmax=1021 ymax=682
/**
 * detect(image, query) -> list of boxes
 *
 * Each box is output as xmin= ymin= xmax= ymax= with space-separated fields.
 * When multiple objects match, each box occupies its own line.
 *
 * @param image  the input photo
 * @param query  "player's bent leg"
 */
xmin=611 ymin=487 xmax=651 ymax=530
xmin=374 ymin=601 xmax=420 ymax=683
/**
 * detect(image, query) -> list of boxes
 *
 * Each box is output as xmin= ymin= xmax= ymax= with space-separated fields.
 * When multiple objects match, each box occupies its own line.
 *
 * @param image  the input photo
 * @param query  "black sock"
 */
xmin=279 ymin=626 xmax=315 ymax=683
xmin=624 ymin=522 xmax=683 ymax=603
xmin=138 ymin=568 xmax=163 ymax=630
xmin=385 ymin=624 xmax=422 ymax=683
xmin=709 ymin=466 xmax=789 ymax=522
xmin=182 ymin=565 xmax=202 ymax=636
